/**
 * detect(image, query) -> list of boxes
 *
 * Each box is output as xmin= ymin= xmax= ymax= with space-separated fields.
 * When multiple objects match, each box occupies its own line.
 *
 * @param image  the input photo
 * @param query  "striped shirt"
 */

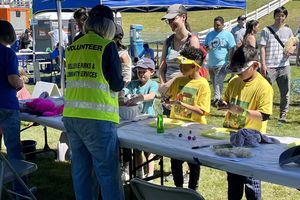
xmin=260 ymin=25 xmax=293 ymax=68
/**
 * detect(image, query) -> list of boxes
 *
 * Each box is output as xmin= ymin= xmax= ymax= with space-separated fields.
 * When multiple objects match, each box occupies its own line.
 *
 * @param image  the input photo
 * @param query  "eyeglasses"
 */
xmin=165 ymin=15 xmax=179 ymax=24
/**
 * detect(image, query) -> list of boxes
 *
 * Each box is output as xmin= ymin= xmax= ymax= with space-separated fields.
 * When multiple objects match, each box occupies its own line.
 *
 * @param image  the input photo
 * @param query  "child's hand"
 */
xmin=118 ymin=90 xmax=125 ymax=97
xmin=217 ymin=100 xmax=229 ymax=110
xmin=220 ymin=103 xmax=244 ymax=115
xmin=125 ymin=95 xmax=143 ymax=106
xmin=227 ymin=104 xmax=244 ymax=115
xmin=169 ymin=100 xmax=182 ymax=105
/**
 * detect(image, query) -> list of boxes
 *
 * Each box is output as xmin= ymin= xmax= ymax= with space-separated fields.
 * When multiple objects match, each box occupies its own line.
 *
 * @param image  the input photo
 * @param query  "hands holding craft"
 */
xmin=217 ymin=100 xmax=246 ymax=116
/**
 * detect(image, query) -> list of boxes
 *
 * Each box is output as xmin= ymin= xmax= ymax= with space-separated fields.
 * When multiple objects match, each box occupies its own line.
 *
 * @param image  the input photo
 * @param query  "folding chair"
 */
xmin=0 ymin=153 xmax=37 ymax=200
xmin=130 ymin=178 xmax=205 ymax=200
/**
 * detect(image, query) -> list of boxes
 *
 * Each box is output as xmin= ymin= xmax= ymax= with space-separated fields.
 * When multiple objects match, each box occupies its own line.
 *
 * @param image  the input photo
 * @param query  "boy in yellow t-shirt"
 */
xmin=166 ymin=46 xmax=211 ymax=190
xmin=218 ymin=45 xmax=273 ymax=200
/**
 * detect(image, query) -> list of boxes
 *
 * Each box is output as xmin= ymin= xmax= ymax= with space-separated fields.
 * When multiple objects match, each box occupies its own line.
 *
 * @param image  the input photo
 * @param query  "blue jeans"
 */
xmin=63 ymin=117 xmax=124 ymax=200
xmin=209 ymin=65 xmax=227 ymax=100
xmin=0 ymin=109 xmax=23 ymax=160
xmin=0 ymin=109 xmax=28 ymax=198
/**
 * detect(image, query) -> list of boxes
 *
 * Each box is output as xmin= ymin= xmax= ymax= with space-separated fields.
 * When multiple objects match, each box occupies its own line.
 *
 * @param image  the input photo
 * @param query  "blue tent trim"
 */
xmin=33 ymin=0 xmax=246 ymax=14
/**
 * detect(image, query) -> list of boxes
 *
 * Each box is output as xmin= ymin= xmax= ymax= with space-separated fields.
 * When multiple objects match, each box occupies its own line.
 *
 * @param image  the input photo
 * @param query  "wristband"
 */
xmin=242 ymin=109 xmax=248 ymax=117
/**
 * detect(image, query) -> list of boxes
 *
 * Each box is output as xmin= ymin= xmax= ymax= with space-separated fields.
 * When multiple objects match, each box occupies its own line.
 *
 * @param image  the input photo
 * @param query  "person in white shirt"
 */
xmin=231 ymin=16 xmax=246 ymax=47
xmin=48 ymin=28 xmax=69 ymax=49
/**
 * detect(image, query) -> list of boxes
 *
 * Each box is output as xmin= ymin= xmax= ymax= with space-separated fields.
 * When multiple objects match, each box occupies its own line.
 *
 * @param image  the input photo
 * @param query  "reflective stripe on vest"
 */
xmin=66 ymin=80 xmax=118 ymax=98
xmin=63 ymin=32 xmax=119 ymax=123
xmin=65 ymin=100 xmax=118 ymax=113
xmin=67 ymin=80 xmax=109 ymax=92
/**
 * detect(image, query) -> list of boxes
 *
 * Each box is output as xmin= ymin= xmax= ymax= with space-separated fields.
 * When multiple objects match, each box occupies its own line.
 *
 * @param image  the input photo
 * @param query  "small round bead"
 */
xmin=178 ymin=133 xmax=183 ymax=137
xmin=189 ymin=130 xmax=192 ymax=134
xmin=192 ymin=136 xmax=196 ymax=140
xmin=187 ymin=136 xmax=192 ymax=140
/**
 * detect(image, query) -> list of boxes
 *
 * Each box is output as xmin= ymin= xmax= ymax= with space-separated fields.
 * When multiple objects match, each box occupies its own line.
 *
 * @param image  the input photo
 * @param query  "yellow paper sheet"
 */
xmin=201 ymin=128 xmax=237 ymax=140
xmin=148 ymin=118 xmax=185 ymax=129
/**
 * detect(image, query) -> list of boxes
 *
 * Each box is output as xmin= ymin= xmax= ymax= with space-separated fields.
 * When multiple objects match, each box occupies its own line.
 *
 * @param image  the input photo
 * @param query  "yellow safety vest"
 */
xmin=63 ymin=32 xmax=119 ymax=123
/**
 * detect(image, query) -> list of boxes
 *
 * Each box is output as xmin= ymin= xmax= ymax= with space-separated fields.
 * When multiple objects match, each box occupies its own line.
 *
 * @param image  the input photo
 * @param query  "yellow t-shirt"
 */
xmin=223 ymin=73 xmax=273 ymax=133
xmin=168 ymin=76 xmax=211 ymax=124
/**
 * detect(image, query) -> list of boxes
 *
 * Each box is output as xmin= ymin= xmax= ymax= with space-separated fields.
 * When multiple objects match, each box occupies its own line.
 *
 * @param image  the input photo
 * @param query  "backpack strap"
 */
xmin=165 ymin=34 xmax=175 ymax=50
xmin=267 ymin=26 xmax=285 ymax=48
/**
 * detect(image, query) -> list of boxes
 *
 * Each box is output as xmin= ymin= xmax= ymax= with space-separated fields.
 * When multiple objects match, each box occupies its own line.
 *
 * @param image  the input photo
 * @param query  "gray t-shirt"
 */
xmin=260 ymin=25 xmax=293 ymax=68
xmin=231 ymin=25 xmax=246 ymax=45
xmin=165 ymin=33 xmax=192 ymax=80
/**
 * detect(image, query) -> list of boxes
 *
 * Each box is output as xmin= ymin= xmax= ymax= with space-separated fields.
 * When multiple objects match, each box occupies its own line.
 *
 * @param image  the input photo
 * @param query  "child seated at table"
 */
xmin=165 ymin=46 xmax=210 ymax=190
xmin=120 ymin=57 xmax=159 ymax=179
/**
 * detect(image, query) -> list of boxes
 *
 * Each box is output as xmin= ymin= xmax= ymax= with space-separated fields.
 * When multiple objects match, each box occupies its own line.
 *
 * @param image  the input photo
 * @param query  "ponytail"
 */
xmin=244 ymin=20 xmax=259 ymax=40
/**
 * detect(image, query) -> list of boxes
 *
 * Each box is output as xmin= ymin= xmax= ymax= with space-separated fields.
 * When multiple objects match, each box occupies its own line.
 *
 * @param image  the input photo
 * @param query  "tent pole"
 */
xmin=32 ymin=18 xmax=36 ymax=62
xmin=56 ymin=0 xmax=65 ymax=95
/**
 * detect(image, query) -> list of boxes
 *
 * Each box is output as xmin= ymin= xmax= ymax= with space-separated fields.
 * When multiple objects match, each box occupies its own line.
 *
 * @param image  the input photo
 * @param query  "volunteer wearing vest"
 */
xmin=63 ymin=5 xmax=124 ymax=200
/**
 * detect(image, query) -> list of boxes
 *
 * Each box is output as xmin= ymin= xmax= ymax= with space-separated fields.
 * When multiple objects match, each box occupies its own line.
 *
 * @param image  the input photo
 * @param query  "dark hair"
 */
xmin=0 ymin=20 xmax=16 ymax=45
xmin=274 ymin=6 xmax=288 ymax=18
xmin=114 ymin=24 xmax=126 ymax=50
xmin=214 ymin=16 xmax=224 ymax=24
xmin=114 ymin=38 xmax=127 ymax=50
xmin=244 ymin=20 xmax=259 ymax=40
xmin=133 ymin=57 xmax=139 ymax=63
xmin=143 ymin=43 xmax=149 ymax=48
xmin=88 ymin=5 xmax=114 ymax=21
xmin=25 ymin=28 xmax=31 ymax=34
xmin=231 ymin=45 xmax=259 ymax=68
xmin=183 ymin=15 xmax=191 ymax=32
xmin=73 ymin=7 xmax=88 ymax=21
xmin=185 ymin=21 xmax=191 ymax=32
xmin=180 ymin=46 xmax=205 ymax=66
xmin=178 ymin=13 xmax=191 ymax=32
xmin=85 ymin=5 xmax=115 ymax=40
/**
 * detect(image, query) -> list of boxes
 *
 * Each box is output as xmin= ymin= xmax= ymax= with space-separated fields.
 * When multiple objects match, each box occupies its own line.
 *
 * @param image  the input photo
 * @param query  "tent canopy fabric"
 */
xmin=33 ymin=0 xmax=246 ymax=14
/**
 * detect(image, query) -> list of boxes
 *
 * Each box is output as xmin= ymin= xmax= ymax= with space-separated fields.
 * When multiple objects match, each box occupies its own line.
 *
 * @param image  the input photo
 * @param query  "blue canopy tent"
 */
xmin=32 ymin=0 xmax=246 ymax=93
xmin=33 ymin=0 xmax=246 ymax=14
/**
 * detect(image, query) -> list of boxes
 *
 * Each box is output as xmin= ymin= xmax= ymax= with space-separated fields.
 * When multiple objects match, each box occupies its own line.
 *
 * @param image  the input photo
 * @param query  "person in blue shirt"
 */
xmin=205 ymin=16 xmax=236 ymax=107
xmin=120 ymin=57 xmax=159 ymax=179
xmin=123 ymin=57 xmax=159 ymax=116
xmin=0 ymin=19 xmax=34 ymax=198
xmin=139 ymin=43 xmax=155 ymax=61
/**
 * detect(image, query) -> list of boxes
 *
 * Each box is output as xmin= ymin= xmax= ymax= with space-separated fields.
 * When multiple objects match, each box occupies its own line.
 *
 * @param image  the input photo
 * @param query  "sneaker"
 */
xmin=164 ymin=173 xmax=173 ymax=182
xmin=279 ymin=113 xmax=287 ymax=123
xmin=121 ymin=170 xmax=130 ymax=182
xmin=183 ymin=172 xmax=190 ymax=186
xmin=211 ymin=99 xmax=219 ymax=108
xmin=121 ymin=165 xmax=130 ymax=182
xmin=136 ymin=168 xmax=145 ymax=179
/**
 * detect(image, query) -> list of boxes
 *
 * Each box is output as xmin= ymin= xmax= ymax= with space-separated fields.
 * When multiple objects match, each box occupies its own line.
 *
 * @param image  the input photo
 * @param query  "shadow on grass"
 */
xmin=273 ymin=102 xmax=300 ymax=107
xmin=26 ymin=154 xmax=153 ymax=200
xmin=28 ymin=157 xmax=74 ymax=200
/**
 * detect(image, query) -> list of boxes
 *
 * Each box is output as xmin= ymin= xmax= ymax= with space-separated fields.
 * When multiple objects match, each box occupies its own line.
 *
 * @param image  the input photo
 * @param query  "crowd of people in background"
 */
xmin=1 ymin=2 xmax=299 ymax=200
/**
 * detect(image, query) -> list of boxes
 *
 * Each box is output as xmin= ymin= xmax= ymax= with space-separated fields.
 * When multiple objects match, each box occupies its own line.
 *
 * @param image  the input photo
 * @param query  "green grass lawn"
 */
xmin=120 ymin=0 xmax=300 ymax=43
xmin=14 ymin=66 xmax=300 ymax=200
